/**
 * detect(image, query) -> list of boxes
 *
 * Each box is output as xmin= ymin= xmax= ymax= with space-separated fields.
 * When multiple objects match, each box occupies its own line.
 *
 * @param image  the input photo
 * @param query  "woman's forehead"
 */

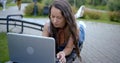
xmin=51 ymin=6 xmax=62 ymax=16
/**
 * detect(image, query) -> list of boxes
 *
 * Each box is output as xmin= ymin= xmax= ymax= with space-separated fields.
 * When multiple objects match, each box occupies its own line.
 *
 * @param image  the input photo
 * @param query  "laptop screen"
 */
xmin=7 ymin=33 xmax=55 ymax=63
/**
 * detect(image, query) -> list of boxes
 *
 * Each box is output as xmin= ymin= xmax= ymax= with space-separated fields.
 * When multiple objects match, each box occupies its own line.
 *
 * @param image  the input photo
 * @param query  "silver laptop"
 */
xmin=7 ymin=33 xmax=56 ymax=63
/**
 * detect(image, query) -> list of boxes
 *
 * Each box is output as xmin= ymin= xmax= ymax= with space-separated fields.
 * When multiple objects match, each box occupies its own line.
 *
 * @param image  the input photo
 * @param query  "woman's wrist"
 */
xmin=61 ymin=51 xmax=65 ymax=57
xmin=57 ymin=51 xmax=65 ymax=59
xmin=57 ymin=51 xmax=66 ymax=63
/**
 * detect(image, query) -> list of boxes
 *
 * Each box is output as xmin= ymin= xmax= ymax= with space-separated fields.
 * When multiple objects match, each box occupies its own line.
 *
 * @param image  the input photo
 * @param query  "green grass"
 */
xmin=7 ymin=3 xmax=16 ymax=7
xmin=24 ymin=15 xmax=48 ymax=18
xmin=0 ymin=7 xmax=2 ymax=10
xmin=0 ymin=32 xmax=9 ymax=63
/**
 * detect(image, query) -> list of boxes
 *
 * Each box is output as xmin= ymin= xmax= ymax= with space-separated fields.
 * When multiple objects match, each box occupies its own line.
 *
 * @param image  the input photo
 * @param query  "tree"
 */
xmin=87 ymin=0 xmax=107 ymax=6
xmin=107 ymin=0 xmax=120 ymax=11
xmin=41 ymin=0 xmax=53 ymax=6
xmin=68 ymin=0 xmax=86 ymax=8
xmin=76 ymin=0 xmax=86 ymax=8
xmin=37 ymin=0 xmax=42 ymax=3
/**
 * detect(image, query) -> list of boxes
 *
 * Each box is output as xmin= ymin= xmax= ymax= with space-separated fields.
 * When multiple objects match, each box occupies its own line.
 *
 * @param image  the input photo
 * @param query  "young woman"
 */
xmin=42 ymin=0 xmax=81 ymax=63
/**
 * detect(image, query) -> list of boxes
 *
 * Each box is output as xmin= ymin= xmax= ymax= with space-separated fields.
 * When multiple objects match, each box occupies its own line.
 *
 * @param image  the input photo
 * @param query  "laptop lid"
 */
xmin=7 ymin=33 xmax=55 ymax=63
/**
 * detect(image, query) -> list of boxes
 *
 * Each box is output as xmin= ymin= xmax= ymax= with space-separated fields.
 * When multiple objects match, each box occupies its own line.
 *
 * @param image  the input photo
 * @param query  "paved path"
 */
xmin=80 ymin=22 xmax=120 ymax=63
xmin=1 ymin=3 xmax=120 ymax=63
xmin=0 ymin=3 xmax=27 ymax=18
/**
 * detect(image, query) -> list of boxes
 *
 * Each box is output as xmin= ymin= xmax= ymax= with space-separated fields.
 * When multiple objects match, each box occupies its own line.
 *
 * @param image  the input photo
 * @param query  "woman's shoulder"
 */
xmin=42 ymin=22 xmax=50 ymax=36
xmin=44 ymin=22 xmax=50 ymax=28
xmin=44 ymin=22 xmax=50 ymax=32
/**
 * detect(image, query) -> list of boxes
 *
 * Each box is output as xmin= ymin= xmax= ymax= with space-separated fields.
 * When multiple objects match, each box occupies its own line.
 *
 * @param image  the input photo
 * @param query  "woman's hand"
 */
xmin=57 ymin=51 xmax=66 ymax=63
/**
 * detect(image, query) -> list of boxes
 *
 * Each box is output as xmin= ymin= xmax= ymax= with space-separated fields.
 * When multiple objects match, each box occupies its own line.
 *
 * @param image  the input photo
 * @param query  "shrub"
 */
xmin=109 ymin=11 xmax=120 ymax=22
xmin=37 ymin=3 xmax=44 ymax=15
xmin=107 ymin=0 xmax=120 ymax=22
xmin=24 ymin=3 xmax=44 ymax=16
xmin=24 ymin=3 xmax=34 ymax=16
xmin=71 ymin=6 xmax=77 ymax=14
xmin=85 ymin=9 xmax=101 ymax=20
xmin=107 ymin=0 xmax=120 ymax=11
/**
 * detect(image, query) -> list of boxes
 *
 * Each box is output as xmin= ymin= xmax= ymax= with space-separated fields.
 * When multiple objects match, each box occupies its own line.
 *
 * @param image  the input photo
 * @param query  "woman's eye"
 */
xmin=57 ymin=17 xmax=61 ymax=19
xmin=51 ymin=16 xmax=54 ymax=18
xmin=57 ymin=17 xmax=62 ymax=20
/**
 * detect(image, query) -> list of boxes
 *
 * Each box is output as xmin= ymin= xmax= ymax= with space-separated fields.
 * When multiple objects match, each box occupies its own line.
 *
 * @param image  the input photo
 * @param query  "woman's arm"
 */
xmin=57 ymin=36 xmax=74 ymax=56
xmin=63 ymin=36 xmax=74 ymax=56
xmin=63 ymin=28 xmax=79 ymax=56
xmin=57 ymin=36 xmax=74 ymax=63
xmin=57 ymin=28 xmax=79 ymax=57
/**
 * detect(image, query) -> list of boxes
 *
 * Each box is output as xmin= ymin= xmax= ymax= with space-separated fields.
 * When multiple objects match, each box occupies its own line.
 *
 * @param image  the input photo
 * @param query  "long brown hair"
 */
xmin=49 ymin=0 xmax=81 ymax=61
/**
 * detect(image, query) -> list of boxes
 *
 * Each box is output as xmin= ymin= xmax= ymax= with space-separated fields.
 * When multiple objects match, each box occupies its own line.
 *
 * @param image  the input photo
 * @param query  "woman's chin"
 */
xmin=54 ymin=25 xmax=59 ymax=28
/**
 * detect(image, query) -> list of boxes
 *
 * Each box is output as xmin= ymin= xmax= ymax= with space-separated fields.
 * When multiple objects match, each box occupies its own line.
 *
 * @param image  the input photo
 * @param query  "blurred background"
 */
xmin=0 ymin=0 xmax=120 ymax=23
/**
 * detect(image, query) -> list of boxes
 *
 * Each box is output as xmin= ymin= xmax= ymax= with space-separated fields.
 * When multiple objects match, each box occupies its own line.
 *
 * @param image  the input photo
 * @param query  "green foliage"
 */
xmin=108 ymin=11 xmax=120 ymax=22
xmin=107 ymin=0 xmax=120 ymax=11
xmin=107 ymin=0 xmax=120 ymax=22
xmin=0 ymin=3 xmax=2 ymax=8
xmin=24 ymin=3 xmax=34 ymax=16
xmin=7 ymin=0 xmax=13 ymax=3
xmin=76 ymin=0 xmax=86 ymax=8
xmin=85 ymin=4 xmax=107 ymax=10
xmin=41 ymin=0 xmax=53 ymax=6
xmin=68 ymin=0 xmax=108 ymax=10
xmin=37 ymin=3 xmax=45 ymax=15
xmin=85 ymin=9 xmax=101 ymax=19
xmin=24 ymin=3 xmax=44 ymax=16
xmin=37 ymin=0 xmax=42 ymax=3
xmin=0 ymin=32 xmax=9 ymax=63
xmin=68 ymin=0 xmax=86 ymax=9
xmin=22 ymin=0 xmax=32 ymax=3
xmin=86 ymin=0 xmax=108 ymax=6
xmin=71 ymin=6 xmax=77 ymax=14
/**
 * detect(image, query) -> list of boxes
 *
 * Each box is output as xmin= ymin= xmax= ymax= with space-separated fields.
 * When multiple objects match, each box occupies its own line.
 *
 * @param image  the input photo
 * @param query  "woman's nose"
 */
xmin=53 ymin=18 xmax=57 ymax=23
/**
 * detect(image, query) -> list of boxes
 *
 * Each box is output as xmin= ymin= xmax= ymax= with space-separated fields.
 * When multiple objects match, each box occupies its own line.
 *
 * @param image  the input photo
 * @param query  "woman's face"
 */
xmin=50 ymin=6 xmax=66 ymax=28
